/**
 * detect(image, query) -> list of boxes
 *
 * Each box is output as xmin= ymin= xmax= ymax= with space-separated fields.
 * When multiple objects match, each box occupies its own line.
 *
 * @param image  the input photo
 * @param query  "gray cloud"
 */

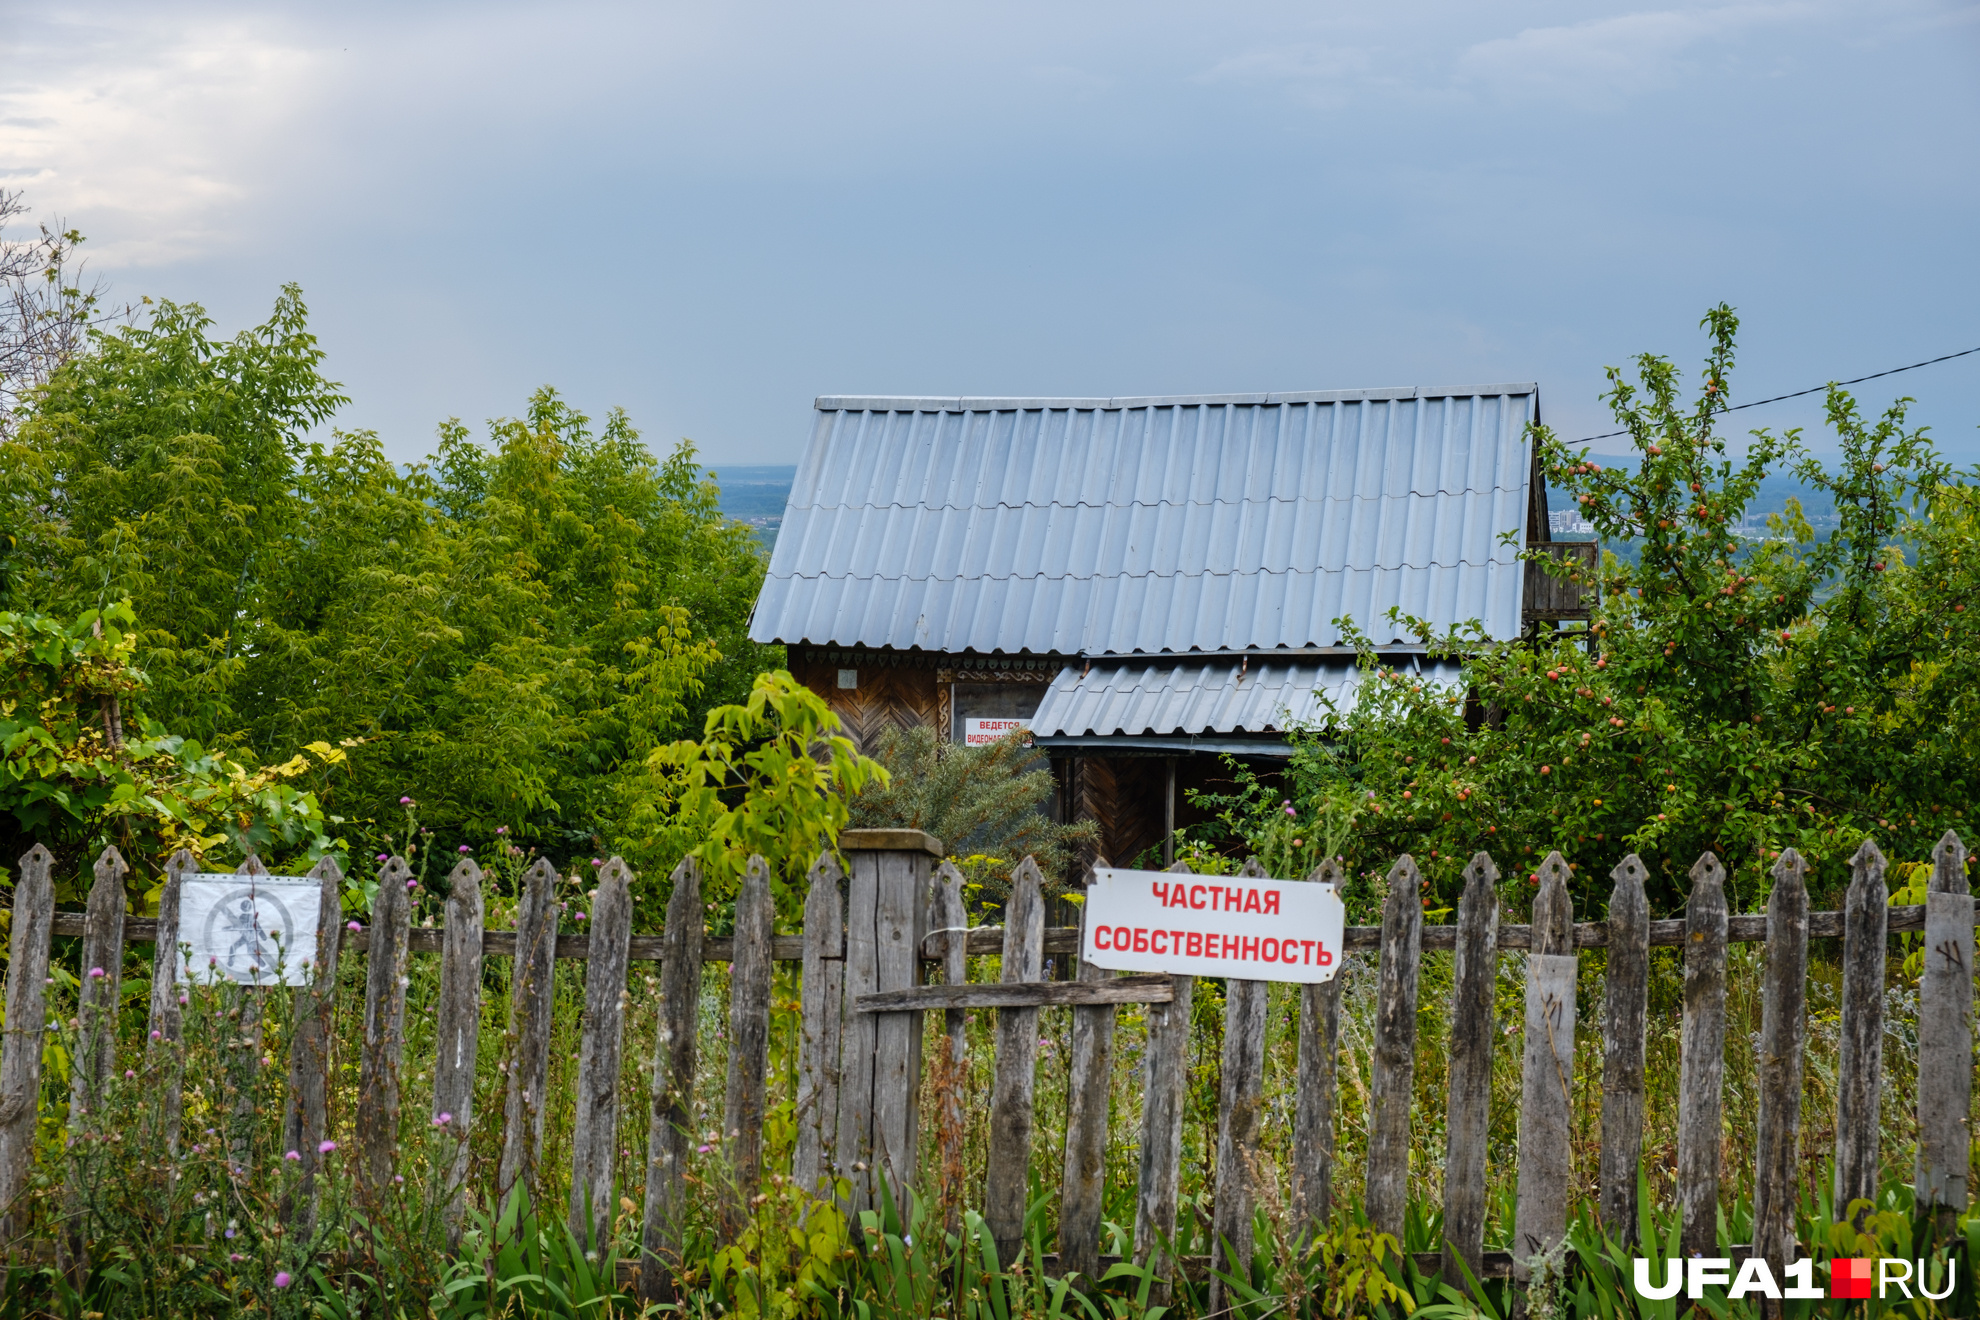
xmin=6 ymin=0 xmax=1977 ymax=465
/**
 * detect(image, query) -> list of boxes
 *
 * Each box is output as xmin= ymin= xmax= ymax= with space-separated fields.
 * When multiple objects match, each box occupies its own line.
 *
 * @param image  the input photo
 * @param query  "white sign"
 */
xmin=963 ymin=717 xmax=1031 ymax=747
xmin=178 ymin=875 xmax=325 ymax=987
xmin=1080 ymin=867 xmax=1346 ymax=983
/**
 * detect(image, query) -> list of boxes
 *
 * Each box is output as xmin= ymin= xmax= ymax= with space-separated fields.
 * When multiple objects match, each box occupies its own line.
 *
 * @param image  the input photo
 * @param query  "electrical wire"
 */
xmin=1572 ymin=343 xmax=1980 ymax=444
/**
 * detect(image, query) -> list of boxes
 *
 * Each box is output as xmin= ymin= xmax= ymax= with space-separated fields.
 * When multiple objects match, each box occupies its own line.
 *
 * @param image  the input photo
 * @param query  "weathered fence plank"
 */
xmin=1917 ymin=830 xmax=1973 ymax=1230
xmin=1365 ymin=853 xmax=1424 ymax=1240
xmin=794 ymin=852 xmax=846 ymax=1198
xmin=870 ymin=838 xmax=930 ymax=1208
xmin=498 ymin=858 xmax=560 ymax=1213
xmin=641 ymin=857 xmax=704 ymax=1302
xmin=357 ymin=856 xmax=414 ymax=1205
xmin=569 ymin=857 xmax=634 ymax=1249
xmin=835 ymin=844 xmax=882 ymax=1212
xmin=149 ymin=849 xmax=195 ymax=1166
xmin=146 ymin=848 xmax=195 ymax=1048
xmin=432 ymin=858 xmax=485 ymax=1244
xmin=1059 ymin=900 xmax=1119 ymax=1287
xmin=0 ymin=846 xmax=55 ymax=1241
xmin=1598 ymin=854 xmax=1649 ymax=1246
xmin=1678 ymin=851 xmax=1728 ymax=1260
xmin=985 ymin=855 xmax=1046 ymax=1268
xmin=1513 ymin=852 xmax=1577 ymax=1289
xmin=1207 ymin=858 xmax=1271 ymax=1319
xmin=1291 ymin=859 xmax=1345 ymax=1239
xmin=1440 ymin=851 xmax=1499 ymax=1289
xmin=62 ymin=846 xmax=128 ymax=1274
xmin=1834 ymin=838 xmax=1887 ymax=1225
xmin=226 ymin=853 xmax=273 ymax=1173
xmin=69 ymin=847 xmax=128 ymax=1125
xmin=721 ymin=856 xmax=775 ymax=1243
xmin=1134 ymin=859 xmax=1195 ymax=1305
xmin=926 ymin=860 xmax=968 ymax=1224
xmin=280 ymin=854 xmax=344 ymax=1228
xmin=1751 ymin=848 xmax=1809 ymax=1298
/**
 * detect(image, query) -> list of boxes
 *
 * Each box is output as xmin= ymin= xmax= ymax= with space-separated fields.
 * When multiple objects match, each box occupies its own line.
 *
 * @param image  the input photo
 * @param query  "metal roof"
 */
xmin=750 ymin=388 xmax=1539 ymax=655
xmin=1030 ymin=657 xmax=1469 ymax=741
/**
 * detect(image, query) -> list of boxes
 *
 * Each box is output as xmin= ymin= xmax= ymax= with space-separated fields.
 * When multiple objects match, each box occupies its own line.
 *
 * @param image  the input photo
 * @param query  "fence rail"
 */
xmin=3 ymin=827 xmax=1972 ymax=1301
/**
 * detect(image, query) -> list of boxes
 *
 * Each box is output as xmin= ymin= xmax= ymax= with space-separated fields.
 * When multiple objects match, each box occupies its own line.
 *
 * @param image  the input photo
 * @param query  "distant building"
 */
xmin=747 ymin=388 xmax=1590 ymax=869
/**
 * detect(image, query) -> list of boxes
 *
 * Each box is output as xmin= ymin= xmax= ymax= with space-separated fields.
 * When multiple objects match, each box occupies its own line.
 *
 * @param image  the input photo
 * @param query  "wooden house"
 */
xmin=747 ymin=387 xmax=1591 ymax=869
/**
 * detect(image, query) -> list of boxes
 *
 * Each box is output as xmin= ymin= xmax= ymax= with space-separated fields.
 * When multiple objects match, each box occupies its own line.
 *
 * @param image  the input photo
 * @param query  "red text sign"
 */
xmin=1081 ymin=867 xmax=1346 ymax=983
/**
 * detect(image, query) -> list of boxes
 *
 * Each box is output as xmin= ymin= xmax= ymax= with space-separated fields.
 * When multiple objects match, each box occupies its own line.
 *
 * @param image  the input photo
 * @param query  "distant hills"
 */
xmin=1583 ymin=454 xmax=1839 ymax=534
xmin=705 ymin=464 xmax=795 ymax=553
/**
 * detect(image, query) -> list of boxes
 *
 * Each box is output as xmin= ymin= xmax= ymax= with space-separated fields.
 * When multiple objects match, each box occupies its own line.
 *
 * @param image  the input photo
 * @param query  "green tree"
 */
xmin=0 ymin=601 xmax=342 ymax=899
xmin=1196 ymin=306 xmax=1978 ymax=916
xmin=846 ymin=724 xmax=1098 ymax=904
xmin=2 ymin=289 xmax=776 ymax=874
xmin=616 ymin=670 xmax=886 ymax=924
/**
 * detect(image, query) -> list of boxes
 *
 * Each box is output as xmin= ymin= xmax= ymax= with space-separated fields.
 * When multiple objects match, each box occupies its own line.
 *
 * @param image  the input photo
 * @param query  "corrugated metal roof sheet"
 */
xmin=750 ymin=389 xmax=1538 ymax=654
xmin=1030 ymin=657 xmax=1469 ymax=739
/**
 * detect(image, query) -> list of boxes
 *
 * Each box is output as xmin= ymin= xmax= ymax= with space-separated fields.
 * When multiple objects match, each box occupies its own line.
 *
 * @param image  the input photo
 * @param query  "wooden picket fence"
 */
xmin=0 ymin=826 xmax=1971 ymax=1307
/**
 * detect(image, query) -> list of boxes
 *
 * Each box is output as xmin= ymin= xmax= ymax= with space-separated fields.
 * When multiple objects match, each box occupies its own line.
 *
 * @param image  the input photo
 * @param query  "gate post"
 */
xmin=835 ymin=828 xmax=943 ymax=1217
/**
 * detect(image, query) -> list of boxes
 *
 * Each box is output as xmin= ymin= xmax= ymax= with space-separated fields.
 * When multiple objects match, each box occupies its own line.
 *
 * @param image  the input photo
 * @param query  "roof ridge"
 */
xmin=814 ymin=385 xmax=1540 ymax=412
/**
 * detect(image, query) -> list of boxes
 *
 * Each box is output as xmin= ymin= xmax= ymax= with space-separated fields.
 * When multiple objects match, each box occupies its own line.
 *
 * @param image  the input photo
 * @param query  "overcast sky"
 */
xmin=7 ymin=0 xmax=1978 ymax=470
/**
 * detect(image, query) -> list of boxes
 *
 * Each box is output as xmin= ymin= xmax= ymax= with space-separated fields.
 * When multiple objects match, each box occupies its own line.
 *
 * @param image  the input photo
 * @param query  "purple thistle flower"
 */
xmin=318 ymin=1140 xmax=336 ymax=1154
xmin=285 ymin=1150 xmax=300 ymax=1160
xmin=274 ymin=1271 xmax=293 ymax=1288
xmin=400 ymin=796 xmax=413 ymax=805
xmin=88 ymin=967 xmax=105 ymax=978
xmin=458 ymin=845 xmax=471 ymax=854
xmin=347 ymin=920 xmax=362 ymax=931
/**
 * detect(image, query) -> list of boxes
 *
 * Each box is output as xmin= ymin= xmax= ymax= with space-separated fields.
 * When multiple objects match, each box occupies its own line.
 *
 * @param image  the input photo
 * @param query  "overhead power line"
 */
xmin=1572 ymin=343 xmax=1980 ymax=444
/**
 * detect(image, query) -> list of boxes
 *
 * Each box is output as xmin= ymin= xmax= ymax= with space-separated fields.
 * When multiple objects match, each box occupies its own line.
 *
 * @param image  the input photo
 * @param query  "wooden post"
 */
xmin=1598 ymin=854 xmax=1649 ymax=1246
xmin=721 ymin=856 xmax=775 ymax=1242
xmin=280 ymin=854 xmax=344 ymax=1229
xmin=357 ymin=855 xmax=414 ymax=1206
xmin=1833 ymin=838 xmax=1886 ymax=1225
xmin=1291 ymin=859 xmax=1345 ymax=1240
xmin=985 ymin=854 xmax=1046 ymax=1266
xmin=1751 ymin=848 xmax=1809 ymax=1300
xmin=927 ymin=860 xmax=968 ymax=1226
xmin=497 ymin=858 xmax=560 ymax=1213
xmin=794 ymin=852 xmax=846 ymax=1197
xmin=1364 ymin=853 xmax=1424 ymax=1240
xmin=1162 ymin=759 xmax=1177 ymax=867
xmin=836 ymin=829 xmax=942 ymax=1217
xmin=641 ymin=857 xmax=704 ymax=1302
xmin=1208 ymin=858 xmax=1271 ymax=1318
xmin=1916 ymin=830 xmax=1972 ymax=1232
xmin=1678 ymin=851 xmax=1727 ymax=1260
xmin=0 ymin=845 xmax=55 ymax=1241
xmin=569 ymin=856 xmax=634 ymax=1249
xmin=1058 ymin=896 xmax=1118 ymax=1287
xmin=62 ymin=846 xmax=128 ymax=1274
xmin=1440 ymin=851 xmax=1499 ymax=1289
xmin=1134 ymin=858 xmax=1194 ymax=1304
xmin=1513 ymin=851 xmax=1577 ymax=1289
xmin=432 ymin=857 xmax=485 ymax=1244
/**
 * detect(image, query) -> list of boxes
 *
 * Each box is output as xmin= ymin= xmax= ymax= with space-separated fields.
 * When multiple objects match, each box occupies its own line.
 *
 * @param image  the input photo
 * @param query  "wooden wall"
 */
xmin=788 ymin=655 xmax=940 ymax=755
